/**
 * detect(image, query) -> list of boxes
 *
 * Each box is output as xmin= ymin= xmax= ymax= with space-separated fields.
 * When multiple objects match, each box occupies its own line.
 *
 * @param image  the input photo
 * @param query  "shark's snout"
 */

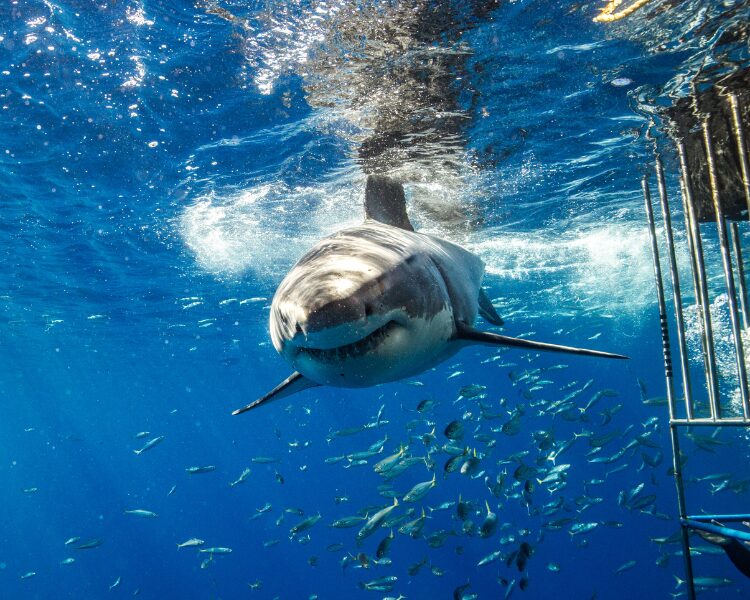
xmin=302 ymin=297 xmax=368 ymax=337
xmin=273 ymin=292 xmax=392 ymax=355
xmin=270 ymin=258 xmax=400 ymax=354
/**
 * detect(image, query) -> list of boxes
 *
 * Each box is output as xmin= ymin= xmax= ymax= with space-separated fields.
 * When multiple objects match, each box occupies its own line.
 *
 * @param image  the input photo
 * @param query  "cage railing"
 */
xmin=643 ymin=83 xmax=750 ymax=600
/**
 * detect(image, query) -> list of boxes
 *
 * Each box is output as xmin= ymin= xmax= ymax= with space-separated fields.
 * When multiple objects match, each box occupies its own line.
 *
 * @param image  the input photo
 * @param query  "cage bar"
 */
xmin=642 ymin=176 xmax=697 ymax=600
xmin=702 ymin=118 xmax=750 ymax=419
xmin=643 ymin=76 xmax=750 ymax=595
xmin=677 ymin=141 xmax=721 ymax=419
xmin=655 ymin=157 xmax=694 ymax=419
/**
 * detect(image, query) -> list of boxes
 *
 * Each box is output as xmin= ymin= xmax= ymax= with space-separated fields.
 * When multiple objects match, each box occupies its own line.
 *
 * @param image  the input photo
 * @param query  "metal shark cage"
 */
xmin=642 ymin=70 xmax=750 ymax=600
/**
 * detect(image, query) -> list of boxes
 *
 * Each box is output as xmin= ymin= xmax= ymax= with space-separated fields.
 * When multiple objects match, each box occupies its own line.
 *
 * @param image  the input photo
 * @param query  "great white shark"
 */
xmin=233 ymin=175 xmax=627 ymax=415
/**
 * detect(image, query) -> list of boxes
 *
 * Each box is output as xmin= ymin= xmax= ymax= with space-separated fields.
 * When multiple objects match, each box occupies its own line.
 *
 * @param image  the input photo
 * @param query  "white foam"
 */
xmin=684 ymin=293 xmax=750 ymax=416
xmin=179 ymin=173 xmax=659 ymax=323
xmin=470 ymin=221 xmax=655 ymax=315
xmin=178 ymin=179 xmax=362 ymax=279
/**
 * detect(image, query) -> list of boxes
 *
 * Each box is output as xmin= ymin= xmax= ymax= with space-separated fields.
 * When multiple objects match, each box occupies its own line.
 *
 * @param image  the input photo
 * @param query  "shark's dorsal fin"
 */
xmin=478 ymin=289 xmax=504 ymax=326
xmin=454 ymin=322 xmax=628 ymax=360
xmin=232 ymin=372 xmax=320 ymax=415
xmin=364 ymin=175 xmax=414 ymax=231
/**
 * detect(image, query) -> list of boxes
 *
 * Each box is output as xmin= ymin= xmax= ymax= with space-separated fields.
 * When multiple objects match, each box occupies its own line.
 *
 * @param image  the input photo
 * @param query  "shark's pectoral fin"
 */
xmin=478 ymin=289 xmax=504 ymax=326
xmin=696 ymin=529 xmax=750 ymax=579
xmin=721 ymin=538 xmax=750 ymax=579
xmin=232 ymin=372 xmax=320 ymax=415
xmin=454 ymin=323 xmax=628 ymax=360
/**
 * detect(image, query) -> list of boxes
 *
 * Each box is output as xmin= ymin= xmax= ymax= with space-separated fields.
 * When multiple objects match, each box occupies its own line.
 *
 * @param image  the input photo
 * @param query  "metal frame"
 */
xmin=643 ymin=91 xmax=750 ymax=600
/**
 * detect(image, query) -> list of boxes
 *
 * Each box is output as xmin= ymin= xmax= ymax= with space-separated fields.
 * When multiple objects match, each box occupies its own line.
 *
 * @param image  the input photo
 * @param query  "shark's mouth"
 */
xmin=294 ymin=320 xmax=399 ymax=362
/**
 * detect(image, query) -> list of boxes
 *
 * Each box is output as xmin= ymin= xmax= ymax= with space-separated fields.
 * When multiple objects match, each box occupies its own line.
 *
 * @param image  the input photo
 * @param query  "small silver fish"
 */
xmin=616 ymin=560 xmax=636 ymax=574
xmin=359 ymin=575 xmax=397 ymax=592
xmin=289 ymin=514 xmax=321 ymax=536
xmin=402 ymin=474 xmax=436 ymax=502
xmin=443 ymin=420 xmax=464 ymax=440
xmin=124 ymin=509 xmax=158 ymax=518
xmin=74 ymin=538 xmax=103 ymax=550
xmin=230 ymin=468 xmax=251 ymax=487
xmin=186 ymin=465 xmax=216 ymax=474
xmin=357 ymin=498 xmax=398 ymax=542
xmin=477 ymin=549 xmax=503 ymax=567
xmin=479 ymin=500 xmax=498 ymax=538
xmin=330 ymin=516 xmax=366 ymax=528
xmin=176 ymin=538 xmax=204 ymax=549
xmin=199 ymin=547 xmax=232 ymax=554
xmin=134 ymin=436 xmax=165 ymax=455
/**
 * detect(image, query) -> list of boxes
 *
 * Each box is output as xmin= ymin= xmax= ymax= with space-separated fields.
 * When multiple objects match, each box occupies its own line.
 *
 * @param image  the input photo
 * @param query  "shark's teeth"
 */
xmin=297 ymin=321 xmax=398 ymax=362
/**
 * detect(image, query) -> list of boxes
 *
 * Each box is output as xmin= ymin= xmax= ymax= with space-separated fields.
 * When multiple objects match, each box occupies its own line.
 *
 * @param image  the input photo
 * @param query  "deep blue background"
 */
xmin=1 ymin=1 xmax=749 ymax=598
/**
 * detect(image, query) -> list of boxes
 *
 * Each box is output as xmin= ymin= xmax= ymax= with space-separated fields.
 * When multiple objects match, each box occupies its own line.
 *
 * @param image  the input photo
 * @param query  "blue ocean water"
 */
xmin=1 ymin=0 xmax=750 ymax=598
